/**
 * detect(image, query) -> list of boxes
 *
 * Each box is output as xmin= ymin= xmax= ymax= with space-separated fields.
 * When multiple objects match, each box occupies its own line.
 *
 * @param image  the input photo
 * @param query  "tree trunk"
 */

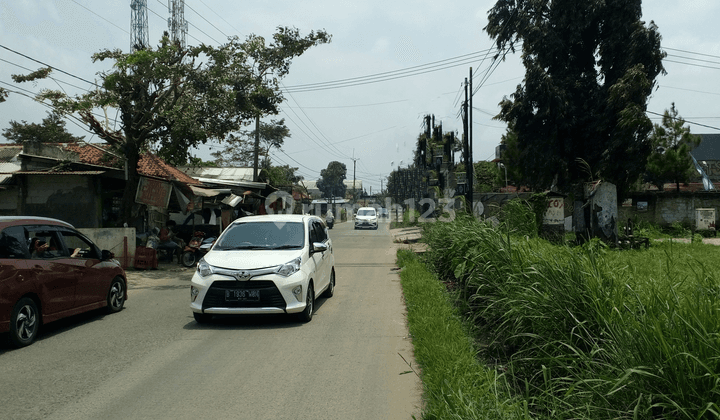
xmin=120 ymin=143 xmax=142 ymax=228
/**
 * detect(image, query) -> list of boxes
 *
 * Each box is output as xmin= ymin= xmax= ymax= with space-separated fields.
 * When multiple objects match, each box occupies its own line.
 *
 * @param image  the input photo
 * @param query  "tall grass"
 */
xmin=420 ymin=215 xmax=720 ymax=419
xmin=396 ymin=250 xmax=527 ymax=420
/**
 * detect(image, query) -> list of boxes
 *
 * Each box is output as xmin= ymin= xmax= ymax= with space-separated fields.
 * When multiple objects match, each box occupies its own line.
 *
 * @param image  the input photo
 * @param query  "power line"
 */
xmin=666 ymin=53 xmax=720 ymax=67
xmin=663 ymin=59 xmax=720 ymax=71
xmin=196 ymin=0 xmax=244 ymax=38
xmin=0 ymin=58 xmax=92 ymax=93
xmin=184 ymin=2 xmax=228 ymax=41
xmin=0 ymin=44 xmax=98 ymax=87
xmin=646 ymin=110 xmax=720 ymax=131
xmin=663 ymin=46 xmax=720 ymax=60
xmin=660 ymin=85 xmax=720 ymax=97
xmin=283 ymin=99 xmax=409 ymax=109
xmin=283 ymin=49 xmax=497 ymax=93
xmin=69 ymin=0 xmax=129 ymax=35
xmin=281 ymin=83 xmax=353 ymax=160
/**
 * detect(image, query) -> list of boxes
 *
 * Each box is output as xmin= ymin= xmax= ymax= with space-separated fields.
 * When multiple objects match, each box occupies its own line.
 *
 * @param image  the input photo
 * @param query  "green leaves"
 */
xmin=317 ymin=161 xmax=347 ymax=200
xmin=645 ymin=104 xmax=701 ymax=191
xmin=1 ymin=111 xmax=84 ymax=144
xmin=487 ymin=0 xmax=665 ymax=195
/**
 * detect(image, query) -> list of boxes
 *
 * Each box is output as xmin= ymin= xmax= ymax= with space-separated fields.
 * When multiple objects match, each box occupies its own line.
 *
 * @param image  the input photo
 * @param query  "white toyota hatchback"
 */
xmin=190 ymin=214 xmax=335 ymax=323
xmin=354 ymin=207 xmax=378 ymax=230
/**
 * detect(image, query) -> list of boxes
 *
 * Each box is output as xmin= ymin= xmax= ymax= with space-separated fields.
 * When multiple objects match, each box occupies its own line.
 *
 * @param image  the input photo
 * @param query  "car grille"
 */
xmin=202 ymin=280 xmax=286 ymax=310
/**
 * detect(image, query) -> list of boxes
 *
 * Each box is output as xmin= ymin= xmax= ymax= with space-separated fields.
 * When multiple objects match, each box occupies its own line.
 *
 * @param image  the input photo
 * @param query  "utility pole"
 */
xmin=351 ymin=149 xmax=358 ymax=202
xmin=468 ymin=67 xmax=474 ymax=212
xmin=253 ymin=115 xmax=260 ymax=181
xmin=462 ymin=76 xmax=471 ymax=210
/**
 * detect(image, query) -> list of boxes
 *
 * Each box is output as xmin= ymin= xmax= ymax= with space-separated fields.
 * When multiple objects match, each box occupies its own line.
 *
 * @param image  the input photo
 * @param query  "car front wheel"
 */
xmin=297 ymin=283 xmax=314 ymax=322
xmin=193 ymin=312 xmax=212 ymax=324
xmin=323 ymin=270 xmax=335 ymax=298
xmin=10 ymin=298 xmax=40 ymax=348
xmin=106 ymin=277 xmax=126 ymax=313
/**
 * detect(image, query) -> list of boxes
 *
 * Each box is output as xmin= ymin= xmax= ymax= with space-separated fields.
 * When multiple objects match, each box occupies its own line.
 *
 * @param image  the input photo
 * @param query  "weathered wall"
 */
xmin=0 ymin=188 xmax=18 ymax=215
xmin=619 ymin=192 xmax=720 ymax=229
xmin=474 ymin=192 xmax=534 ymax=218
xmin=22 ymin=175 xmax=101 ymax=228
xmin=78 ymin=227 xmax=136 ymax=269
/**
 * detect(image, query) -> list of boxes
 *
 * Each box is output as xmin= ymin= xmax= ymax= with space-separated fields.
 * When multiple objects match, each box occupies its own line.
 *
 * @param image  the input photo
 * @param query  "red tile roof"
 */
xmin=62 ymin=143 xmax=200 ymax=185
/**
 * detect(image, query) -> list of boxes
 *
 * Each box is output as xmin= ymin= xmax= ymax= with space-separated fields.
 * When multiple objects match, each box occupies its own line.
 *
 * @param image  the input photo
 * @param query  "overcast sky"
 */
xmin=2 ymin=0 xmax=719 ymax=193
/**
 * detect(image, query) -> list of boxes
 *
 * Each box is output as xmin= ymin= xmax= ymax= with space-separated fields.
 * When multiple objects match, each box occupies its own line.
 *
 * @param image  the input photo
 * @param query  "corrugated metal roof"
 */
xmin=692 ymin=134 xmax=720 ymax=161
xmin=193 ymin=176 xmax=267 ymax=190
xmin=12 ymin=171 xmax=106 ymax=175
xmin=0 ymin=162 xmax=21 ymax=173
xmin=179 ymin=166 xmax=255 ymax=182
xmin=0 ymin=145 xmax=22 ymax=161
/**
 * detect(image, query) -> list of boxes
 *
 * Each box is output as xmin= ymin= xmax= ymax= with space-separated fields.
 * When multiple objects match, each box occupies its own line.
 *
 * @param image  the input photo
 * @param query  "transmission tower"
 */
xmin=130 ymin=0 xmax=149 ymax=51
xmin=168 ymin=0 xmax=188 ymax=48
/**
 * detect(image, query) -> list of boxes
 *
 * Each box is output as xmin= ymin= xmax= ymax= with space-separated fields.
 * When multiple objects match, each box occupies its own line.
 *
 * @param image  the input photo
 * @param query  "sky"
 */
xmin=1 ymin=0 xmax=719 ymax=194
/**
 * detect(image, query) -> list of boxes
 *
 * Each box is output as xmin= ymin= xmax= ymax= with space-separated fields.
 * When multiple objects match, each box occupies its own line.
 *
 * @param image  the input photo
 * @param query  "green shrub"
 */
xmin=420 ymin=217 xmax=720 ymax=419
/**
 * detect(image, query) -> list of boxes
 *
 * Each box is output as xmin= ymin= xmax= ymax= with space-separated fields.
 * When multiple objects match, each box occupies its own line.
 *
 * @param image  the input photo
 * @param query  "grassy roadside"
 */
xmin=396 ymin=249 xmax=527 ymax=420
xmin=412 ymin=214 xmax=720 ymax=419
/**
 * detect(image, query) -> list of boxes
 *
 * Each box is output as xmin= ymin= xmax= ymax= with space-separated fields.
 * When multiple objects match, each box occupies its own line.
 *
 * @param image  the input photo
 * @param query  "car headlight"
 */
xmin=197 ymin=259 xmax=215 ymax=277
xmin=276 ymin=257 xmax=301 ymax=277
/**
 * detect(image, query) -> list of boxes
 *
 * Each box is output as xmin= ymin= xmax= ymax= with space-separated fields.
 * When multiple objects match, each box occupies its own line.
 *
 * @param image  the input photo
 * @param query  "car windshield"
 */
xmin=357 ymin=209 xmax=376 ymax=217
xmin=214 ymin=221 xmax=305 ymax=250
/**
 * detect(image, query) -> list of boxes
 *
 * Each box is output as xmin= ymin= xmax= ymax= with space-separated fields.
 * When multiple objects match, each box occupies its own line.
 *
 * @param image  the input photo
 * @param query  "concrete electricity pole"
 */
xmin=351 ymin=149 xmax=358 ymax=201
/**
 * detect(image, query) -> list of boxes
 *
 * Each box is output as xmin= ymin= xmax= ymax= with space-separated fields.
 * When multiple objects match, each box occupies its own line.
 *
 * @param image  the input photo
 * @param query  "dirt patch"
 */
xmin=125 ymin=263 xmax=195 ymax=290
xmin=654 ymin=237 xmax=720 ymax=246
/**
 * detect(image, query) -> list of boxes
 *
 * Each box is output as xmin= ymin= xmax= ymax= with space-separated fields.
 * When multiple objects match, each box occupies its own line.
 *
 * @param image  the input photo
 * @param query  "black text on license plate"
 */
xmin=225 ymin=289 xmax=260 ymax=301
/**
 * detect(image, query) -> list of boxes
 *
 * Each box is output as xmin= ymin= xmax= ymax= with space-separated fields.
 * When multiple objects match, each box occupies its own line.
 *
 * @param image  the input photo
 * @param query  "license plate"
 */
xmin=225 ymin=289 xmax=260 ymax=301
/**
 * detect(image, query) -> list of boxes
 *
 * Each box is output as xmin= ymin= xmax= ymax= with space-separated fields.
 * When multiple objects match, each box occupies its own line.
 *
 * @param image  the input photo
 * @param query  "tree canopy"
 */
xmin=487 ymin=0 xmax=666 ymax=195
xmin=2 ymin=111 xmax=85 ymax=144
xmin=11 ymin=28 xmax=330 ymax=224
xmin=317 ymin=161 xmax=347 ymax=200
xmin=645 ymin=104 xmax=701 ymax=191
xmin=211 ymin=119 xmax=289 ymax=167
xmin=265 ymin=164 xmax=303 ymax=187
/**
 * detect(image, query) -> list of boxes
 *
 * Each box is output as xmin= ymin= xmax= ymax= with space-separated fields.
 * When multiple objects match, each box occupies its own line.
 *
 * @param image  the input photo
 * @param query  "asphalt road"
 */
xmin=0 ymin=218 xmax=421 ymax=420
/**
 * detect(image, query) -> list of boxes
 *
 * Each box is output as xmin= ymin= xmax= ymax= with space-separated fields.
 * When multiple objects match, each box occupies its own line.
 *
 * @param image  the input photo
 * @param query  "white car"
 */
xmin=354 ymin=207 xmax=378 ymax=230
xmin=190 ymin=214 xmax=335 ymax=323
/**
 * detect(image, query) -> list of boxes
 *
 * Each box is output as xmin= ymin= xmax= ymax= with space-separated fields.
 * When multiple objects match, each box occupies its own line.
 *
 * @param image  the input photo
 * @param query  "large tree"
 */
xmin=486 ymin=0 xmax=665 ymax=195
xmin=2 ymin=111 xmax=85 ymax=144
xmin=265 ymin=164 xmax=303 ymax=187
xmin=317 ymin=161 xmax=347 ymax=201
xmin=12 ymin=28 xmax=330 ymax=224
xmin=211 ymin=119 xmax=289 ymax=167
xmin=645 ymin=104 xmax=701 ymax=191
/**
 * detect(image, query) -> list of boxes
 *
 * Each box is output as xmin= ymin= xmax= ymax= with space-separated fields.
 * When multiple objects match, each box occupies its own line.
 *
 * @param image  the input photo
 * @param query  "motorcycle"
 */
xmin=325 ymin=213 xmax=335 ymax=229
xmin=181 ymin=231 xmax=215 ymax=267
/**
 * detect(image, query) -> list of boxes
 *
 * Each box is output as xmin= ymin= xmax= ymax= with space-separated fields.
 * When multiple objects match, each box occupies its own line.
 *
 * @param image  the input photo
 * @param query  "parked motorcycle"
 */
xmin=181 ymin=231 xmax=215 ymax=267
xmin=325 ymin=213 xmax=335 ymax=229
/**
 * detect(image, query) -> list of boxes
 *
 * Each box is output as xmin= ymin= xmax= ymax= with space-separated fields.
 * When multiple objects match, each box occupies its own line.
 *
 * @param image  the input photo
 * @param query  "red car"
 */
xmin=0 ymin=217 xmax=127 ymax=348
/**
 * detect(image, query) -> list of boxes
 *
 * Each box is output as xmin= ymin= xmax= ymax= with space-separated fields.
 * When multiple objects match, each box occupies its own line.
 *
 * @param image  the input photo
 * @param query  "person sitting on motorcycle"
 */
xmin=158 ymin=220 xmax=182 ymax=263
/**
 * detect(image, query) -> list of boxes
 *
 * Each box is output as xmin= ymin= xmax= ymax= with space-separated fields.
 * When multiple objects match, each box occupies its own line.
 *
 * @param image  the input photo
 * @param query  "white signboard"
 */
xmin=543 ymin=197 xmax=564 ymax=225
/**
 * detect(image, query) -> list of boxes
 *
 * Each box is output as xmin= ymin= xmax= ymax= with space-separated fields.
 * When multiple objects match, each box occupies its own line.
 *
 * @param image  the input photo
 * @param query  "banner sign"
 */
xmin=135 ymin=177 xmax=173 ymax=208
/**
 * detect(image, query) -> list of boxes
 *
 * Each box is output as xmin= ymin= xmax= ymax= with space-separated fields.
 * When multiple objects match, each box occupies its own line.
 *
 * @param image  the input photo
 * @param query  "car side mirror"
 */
xmin=312 ymin=242 xmax=328 ymax=253
xmin=101 ymin=250 xmax=115 ymax=261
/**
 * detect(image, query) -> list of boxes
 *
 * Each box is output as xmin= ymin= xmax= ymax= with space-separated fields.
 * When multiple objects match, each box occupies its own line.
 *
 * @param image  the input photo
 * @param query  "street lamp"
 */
xmin=498 ymin=162 xmax=508 ymax=189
